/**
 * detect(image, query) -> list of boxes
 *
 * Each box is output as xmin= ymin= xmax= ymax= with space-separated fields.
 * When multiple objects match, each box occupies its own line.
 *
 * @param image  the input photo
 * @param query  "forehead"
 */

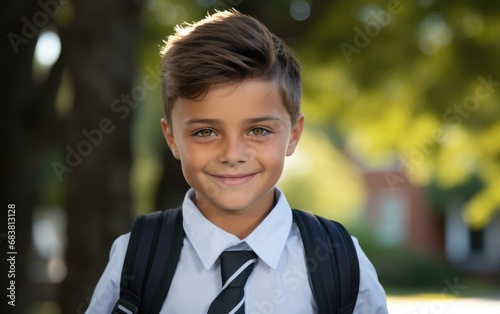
xmin=171 ymin=79 xmax=289 ymax=124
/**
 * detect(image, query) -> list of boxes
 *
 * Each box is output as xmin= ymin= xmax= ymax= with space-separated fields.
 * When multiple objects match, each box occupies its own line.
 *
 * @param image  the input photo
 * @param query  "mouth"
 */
xmin=209 ymin=173 xmax=258 ymax=186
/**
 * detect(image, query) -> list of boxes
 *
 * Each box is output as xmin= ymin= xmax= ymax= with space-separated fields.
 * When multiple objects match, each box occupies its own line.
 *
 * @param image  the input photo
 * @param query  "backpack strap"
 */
xmin=112 ymin=208 xmax=184 ymax=314
xmin=112 ymin=207 xmax=358 ymax=314
xmin=292 ymin=209 xmax=360 ymax=314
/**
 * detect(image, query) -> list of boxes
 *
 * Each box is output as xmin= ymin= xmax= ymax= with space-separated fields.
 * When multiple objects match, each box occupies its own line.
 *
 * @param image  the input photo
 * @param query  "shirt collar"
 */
xmin=182 ymin=187 xmax=293 ymax=271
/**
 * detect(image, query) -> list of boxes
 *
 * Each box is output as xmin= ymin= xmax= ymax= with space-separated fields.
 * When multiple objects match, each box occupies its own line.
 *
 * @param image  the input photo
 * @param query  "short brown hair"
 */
xmin=160 ymin=9 xmax=301 ymax=126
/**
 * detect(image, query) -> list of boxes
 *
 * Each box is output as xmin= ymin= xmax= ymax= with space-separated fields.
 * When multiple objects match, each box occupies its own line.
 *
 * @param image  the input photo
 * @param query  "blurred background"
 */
xmin=2 ymin=0 xmax=500 ymax=313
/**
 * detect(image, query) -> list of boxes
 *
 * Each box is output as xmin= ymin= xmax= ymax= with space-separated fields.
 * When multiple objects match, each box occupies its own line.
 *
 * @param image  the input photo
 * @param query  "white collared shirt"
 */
xmin=86 ymin=188 xmax=388 ymax=313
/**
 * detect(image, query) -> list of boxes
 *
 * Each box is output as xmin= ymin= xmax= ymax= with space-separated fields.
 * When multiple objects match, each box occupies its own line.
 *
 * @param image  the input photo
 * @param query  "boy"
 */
xmin=87 ymin=9 xmax=387 ymax=313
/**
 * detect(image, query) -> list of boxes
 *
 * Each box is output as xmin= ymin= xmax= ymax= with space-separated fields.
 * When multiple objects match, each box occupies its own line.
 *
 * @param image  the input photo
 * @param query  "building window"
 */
xmin=375 ymin=191 xmax=407 ymax=247
xmin=469 ymin=227 xmax=484 ymax=253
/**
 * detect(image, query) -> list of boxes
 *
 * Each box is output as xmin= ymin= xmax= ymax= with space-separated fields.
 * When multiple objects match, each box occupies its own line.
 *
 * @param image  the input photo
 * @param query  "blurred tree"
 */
xmin=297 ymin=0 xmax=500 ymax=227
xmin=60 ymin=0 xmax=143 ymax=312
xmin=2 ymin=0 xmax=65 ymax=312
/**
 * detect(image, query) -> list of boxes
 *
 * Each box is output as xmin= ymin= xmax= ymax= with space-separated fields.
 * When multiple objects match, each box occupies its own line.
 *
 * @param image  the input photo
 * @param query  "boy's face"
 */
xmin=161 ymin=79 xmax=303 ymax=218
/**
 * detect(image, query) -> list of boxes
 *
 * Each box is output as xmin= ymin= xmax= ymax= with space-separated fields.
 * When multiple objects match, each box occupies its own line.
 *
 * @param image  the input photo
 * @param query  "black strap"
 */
xmin=293 ymin=209 xmax=360 ymax=314
xmin=112 ymin=208 xmax=184 ymax=314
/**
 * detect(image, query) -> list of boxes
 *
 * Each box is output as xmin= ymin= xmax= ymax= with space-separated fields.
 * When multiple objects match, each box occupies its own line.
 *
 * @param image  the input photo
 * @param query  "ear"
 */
xmin=161 ymin=118 xmax=180 ymax=160
xmin=286 ymin=113 xmax=304 ymax=156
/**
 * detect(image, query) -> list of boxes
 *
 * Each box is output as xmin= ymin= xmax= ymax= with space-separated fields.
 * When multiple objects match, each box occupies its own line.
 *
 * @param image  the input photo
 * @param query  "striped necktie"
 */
xmin=207 ymin=250 xmax=257 ymax=314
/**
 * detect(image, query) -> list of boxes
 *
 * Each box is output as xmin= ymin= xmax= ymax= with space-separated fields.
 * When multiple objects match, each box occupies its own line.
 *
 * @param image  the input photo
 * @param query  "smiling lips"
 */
xmin=209 ymin=173 xmax=258 ymax=186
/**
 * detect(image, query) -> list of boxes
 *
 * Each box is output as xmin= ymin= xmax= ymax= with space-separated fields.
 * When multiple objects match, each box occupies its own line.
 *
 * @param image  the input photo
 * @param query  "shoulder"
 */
xmin=349 ymin=236 xmax=389 ymax=314
xmin=106 ymin=232 xmax=130 ymax=265
xmin=85 ymin=233 xmax=130 ymax=314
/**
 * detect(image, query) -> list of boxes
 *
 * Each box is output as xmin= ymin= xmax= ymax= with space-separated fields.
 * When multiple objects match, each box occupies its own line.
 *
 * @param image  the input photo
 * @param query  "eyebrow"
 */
xmin=184 ymin=118 xmax=221 ymax=125
xmin=184 ymin=115 xmax=282 ymax=125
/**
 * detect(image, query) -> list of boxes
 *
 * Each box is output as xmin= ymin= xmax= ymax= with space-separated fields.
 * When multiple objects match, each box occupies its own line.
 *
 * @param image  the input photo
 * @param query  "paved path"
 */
xmin=388 ymin=297 xmax=500 ymax=313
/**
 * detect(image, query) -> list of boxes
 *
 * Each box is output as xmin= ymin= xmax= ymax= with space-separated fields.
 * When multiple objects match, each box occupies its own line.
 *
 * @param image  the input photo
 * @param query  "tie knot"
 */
xmin=220 ymin=251 xmax=257 ymax=287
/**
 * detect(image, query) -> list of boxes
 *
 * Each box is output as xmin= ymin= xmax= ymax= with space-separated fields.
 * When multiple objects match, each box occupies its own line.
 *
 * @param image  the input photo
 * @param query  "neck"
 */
xmin=196 ymin=191 xmax=276 ymax=239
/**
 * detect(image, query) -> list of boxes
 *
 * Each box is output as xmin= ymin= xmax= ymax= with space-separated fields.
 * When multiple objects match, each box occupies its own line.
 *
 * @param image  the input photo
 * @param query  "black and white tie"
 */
xmin=207 ymin=250 xmax=257 ymax=314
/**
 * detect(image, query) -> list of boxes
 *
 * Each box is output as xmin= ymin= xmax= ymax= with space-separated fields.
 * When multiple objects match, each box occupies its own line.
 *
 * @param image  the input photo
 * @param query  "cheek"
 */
xmin=259 ymin=143 xmax=287 ymax=170
xmin=179 ymin=157 xmax=202 ymax=188
xmin=179 ymin=144 xmax=211 ymax=173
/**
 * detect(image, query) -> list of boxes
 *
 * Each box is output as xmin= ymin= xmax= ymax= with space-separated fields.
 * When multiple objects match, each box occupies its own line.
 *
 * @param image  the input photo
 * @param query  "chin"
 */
xmin=215 ymin=198 xmax=256 ymax=212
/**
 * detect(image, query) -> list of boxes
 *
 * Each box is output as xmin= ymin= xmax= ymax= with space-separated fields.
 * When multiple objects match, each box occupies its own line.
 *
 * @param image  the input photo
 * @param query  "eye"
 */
xmin=248 ymin=127 xmax=270 ymax=136
xmin=194 ymin=129 xmax=216 ymax=137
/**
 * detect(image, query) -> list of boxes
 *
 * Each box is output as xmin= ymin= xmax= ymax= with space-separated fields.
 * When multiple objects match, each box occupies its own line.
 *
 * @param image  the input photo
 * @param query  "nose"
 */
xmin=218 ymin=135 xmax=250 ymax=166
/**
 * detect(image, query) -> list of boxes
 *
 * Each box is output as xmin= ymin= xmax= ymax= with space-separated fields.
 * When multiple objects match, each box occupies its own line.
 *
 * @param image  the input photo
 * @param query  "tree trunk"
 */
xmin=1 ymin=0 xmax=62 ymax=312
xmin=155 ymin=147 xmax=190 ymax=211
xmin=61 ymin=0 xmax=142 ymax=312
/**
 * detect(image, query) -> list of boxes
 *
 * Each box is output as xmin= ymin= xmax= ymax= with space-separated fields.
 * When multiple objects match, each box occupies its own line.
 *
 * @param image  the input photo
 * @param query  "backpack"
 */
xmin=111 ymin=208 xmax=359 ymax=314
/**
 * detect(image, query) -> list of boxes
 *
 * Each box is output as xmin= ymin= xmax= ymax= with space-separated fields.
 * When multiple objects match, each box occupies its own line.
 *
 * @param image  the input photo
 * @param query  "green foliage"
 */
xmin=371 ymin=248 xmax=457 ymax=289
xmin=353 ymin=225 xmax=458 ymax=289
xmin=278 ymin=127 xmax=365 ymax=223
xmin=297 ymin=0 xmax=500 ymax=227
